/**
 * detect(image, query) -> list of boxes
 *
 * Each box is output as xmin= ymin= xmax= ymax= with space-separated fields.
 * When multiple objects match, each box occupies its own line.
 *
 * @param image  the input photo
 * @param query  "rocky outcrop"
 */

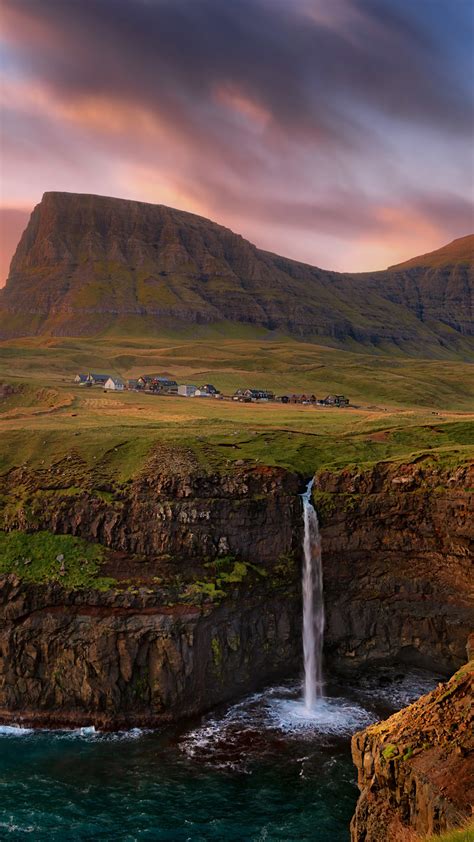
xmin=315 ymin=458 xmax=473 ymax=675
xmin=1 ymin=448 xmax=301 ymax=566
xmin=1 ymin=451 xmax=472 ymax=727
xmin=1 ymin=191 xmax=471 ymax=355
xmin=351 ymin=653 xmax=474 ymax=841
xmin=0 ymin=574 xmax=300 ymax=730
xmin=0 ymin=452 xmax=303 ymax=728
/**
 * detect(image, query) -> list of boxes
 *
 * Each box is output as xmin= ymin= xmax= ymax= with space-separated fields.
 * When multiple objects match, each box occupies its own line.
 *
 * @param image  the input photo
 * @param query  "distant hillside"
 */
xmin=0 ymin=192 xmax=472 ymax=357
xmin=389 ymin=234 xmax=473 ymax=269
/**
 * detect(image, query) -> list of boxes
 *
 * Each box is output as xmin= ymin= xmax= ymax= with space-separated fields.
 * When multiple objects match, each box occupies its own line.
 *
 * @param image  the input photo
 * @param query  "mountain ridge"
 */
xmin=1 ymin=191 xmax=472 ymax=357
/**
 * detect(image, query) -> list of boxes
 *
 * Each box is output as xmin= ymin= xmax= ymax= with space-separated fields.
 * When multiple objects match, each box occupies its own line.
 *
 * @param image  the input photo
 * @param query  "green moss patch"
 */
xmin=183 ymin=555 xmax=268 ymax=603
xmin=381 ymin=743 xmax=398 ymax=761
xmin=0 ymin=529 xmax=116 ymax=590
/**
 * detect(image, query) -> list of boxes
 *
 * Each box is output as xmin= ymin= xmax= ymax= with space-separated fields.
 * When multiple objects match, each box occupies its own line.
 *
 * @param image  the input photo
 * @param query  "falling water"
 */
xmin=301 ymin=478 xmax=325 ymax=709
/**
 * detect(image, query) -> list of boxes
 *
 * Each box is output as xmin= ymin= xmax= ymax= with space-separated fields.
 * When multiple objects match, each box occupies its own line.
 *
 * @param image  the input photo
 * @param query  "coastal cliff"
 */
xmin=0 ymin=450 xmax=472 ymax=727
xmin=351 ymin=651 xmax=474 ymax=841
xmin=0 ymin=452 xmax=302 ymax=728
xmin=0 ymin=574 xmax=300 ymax=730
xmin=315 ymin=458 xmax=473 ymax=674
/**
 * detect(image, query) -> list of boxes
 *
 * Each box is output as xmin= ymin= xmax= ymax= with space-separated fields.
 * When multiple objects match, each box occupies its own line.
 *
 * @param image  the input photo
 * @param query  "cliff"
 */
xmin=351 ymin=653 xmax=474 ymax=841
xmin=0 ymin=451 xmax=303 ymax=728
xmin=0 ymin=448 xmax=472 ymax=728
xmin=0 ymin=574 xmax=300 ymax=730
xmin=315 ymin=458 xmax=473 ymax=674
xmin=0 ymin=191 xmax=472 ymax=355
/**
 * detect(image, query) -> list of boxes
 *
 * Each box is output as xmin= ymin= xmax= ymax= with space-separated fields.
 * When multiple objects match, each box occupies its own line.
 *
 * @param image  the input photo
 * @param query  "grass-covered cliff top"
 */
xmin=0 ymin=335 xmax=472 ymax=480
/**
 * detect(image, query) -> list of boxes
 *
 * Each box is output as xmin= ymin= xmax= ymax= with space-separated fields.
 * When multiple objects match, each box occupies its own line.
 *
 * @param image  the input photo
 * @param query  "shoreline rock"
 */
xmin=350 ymin=656 xmax=473 ymax=841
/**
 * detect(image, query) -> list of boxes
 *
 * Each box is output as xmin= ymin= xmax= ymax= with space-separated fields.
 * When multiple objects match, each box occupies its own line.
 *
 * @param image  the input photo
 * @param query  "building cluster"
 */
xmin=73 ymin=373 xmax=349 ymax=406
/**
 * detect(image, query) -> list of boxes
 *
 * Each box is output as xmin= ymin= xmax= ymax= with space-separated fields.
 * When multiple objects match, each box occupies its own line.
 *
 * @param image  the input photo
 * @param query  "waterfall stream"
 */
xmin=301 ymin=478 xmax=325 ymax=709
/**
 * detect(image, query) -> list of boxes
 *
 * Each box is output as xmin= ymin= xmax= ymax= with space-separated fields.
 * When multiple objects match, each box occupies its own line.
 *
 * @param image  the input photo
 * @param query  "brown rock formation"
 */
xmin=1 ymin=449 xmax=301 ymax=564
xmin=0 ymin=575 xmax=300 ymax=730
xmin=0 ymin=452 xmax=472 ymax=728
xmin=315 ymin=458 xmax=473 ymax=674
xmin=0 ymin=191 xmax=472 ymax=355
xmin=351 ymin=657 xmax=474 ymax=841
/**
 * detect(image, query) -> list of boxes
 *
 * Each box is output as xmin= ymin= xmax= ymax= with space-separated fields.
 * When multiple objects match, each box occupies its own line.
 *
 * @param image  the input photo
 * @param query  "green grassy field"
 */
xmin=0 ymin=336 xmax=472 ymax=478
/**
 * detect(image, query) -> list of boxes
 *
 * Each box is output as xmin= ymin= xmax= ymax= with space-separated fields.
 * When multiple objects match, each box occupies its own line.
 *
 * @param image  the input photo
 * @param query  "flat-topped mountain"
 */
xmin=1 ymin=192 xmax=472 ymax=356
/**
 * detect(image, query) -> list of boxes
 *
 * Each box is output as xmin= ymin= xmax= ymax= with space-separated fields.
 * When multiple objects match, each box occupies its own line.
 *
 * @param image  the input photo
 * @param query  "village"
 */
xmin=73 ymin=372 xmax=350 ymax=407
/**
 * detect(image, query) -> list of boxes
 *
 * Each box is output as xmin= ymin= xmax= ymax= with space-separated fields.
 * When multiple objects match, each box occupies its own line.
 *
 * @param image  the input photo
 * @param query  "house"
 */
xmin=87 ymin=373 xmax=110 ymax=386
xmin=126 ymin=379 xmax=139 ymax=390
xmin=104 ymin=377 xmax=125 ymax=391
xmin=137 ymin=374 xmax=158 ymax=389
xmin=74 ymin=373 xmax=88 ymax=385
xmin=280 ymin=394 xmax=315 ymax=404
xmin=199 ymin=384 xmax=220 ymax=395
xmin=322 ymin=394 xmax=349 ymax=407
xmin=234 ymin=388 xmax=274 ymax=402
xmin=151 ymin=377 xmax=178 ymax=393
xmin=136 ymin=375 xmax=178 ymax=393
xmin=178 ymin=384 xmax=198 ymax=397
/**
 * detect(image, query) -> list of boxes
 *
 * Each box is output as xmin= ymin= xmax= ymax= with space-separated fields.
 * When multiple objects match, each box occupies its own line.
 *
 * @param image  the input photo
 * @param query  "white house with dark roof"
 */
xmin=178 ymin=384 xmax=198 ymax=397
xmin=104 ymin=377 xmax=125 ymax=391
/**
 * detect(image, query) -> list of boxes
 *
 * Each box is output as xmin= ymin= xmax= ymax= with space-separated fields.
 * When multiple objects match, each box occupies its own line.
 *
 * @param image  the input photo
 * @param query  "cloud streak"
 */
xmin=1 ymin=0 xmax=473 ymax=276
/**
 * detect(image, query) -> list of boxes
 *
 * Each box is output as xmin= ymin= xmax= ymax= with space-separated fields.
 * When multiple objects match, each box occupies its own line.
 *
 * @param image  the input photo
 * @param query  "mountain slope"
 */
xmin=0 ymin=192 xmax=472 ymax=356
xmin=389 ymin=234 xmax=473 ymax=269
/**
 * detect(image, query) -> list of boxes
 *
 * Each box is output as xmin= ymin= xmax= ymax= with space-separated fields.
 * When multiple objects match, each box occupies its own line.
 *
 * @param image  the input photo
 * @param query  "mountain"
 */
xmin=0 ymin=191 xmax=472 ymax=356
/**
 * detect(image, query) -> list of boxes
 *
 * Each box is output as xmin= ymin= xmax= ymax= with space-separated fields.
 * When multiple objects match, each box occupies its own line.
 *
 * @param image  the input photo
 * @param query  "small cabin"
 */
xmin=87 ymin=373 xmax=110 ymax=386
xmin=234 ymin=388 xmax=274 ymax=401
xmin=74 ymin=373 xmax=88 ymax=385
xmin=322 ymin=394 xmax=349 ymax=407
xmin=199 ymin=384 xmax=220 ymax=395
xmin=104 ymin=377 xmax=125 ymax=391
xmin=178 ymin=384 xmax=198 ymax=397
xmin=137 ymin=375 xmax=177 ymax=392
xmin=151 ymin=377 xmax=178 ymax=393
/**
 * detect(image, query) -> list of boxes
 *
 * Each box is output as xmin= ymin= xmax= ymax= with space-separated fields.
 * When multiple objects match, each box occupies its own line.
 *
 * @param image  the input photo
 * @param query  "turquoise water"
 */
xmin=0 ymin=673 xmax=438 ymax=841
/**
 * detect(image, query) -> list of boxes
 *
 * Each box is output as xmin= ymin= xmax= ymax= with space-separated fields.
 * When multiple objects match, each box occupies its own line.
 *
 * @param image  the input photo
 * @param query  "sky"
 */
xmin=0 ymin=0 xmax=473 ymax=283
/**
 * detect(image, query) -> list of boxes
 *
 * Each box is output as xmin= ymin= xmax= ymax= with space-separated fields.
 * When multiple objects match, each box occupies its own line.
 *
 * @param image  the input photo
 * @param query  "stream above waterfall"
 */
xmin=0 ymin=669 xmax=441 ymax=841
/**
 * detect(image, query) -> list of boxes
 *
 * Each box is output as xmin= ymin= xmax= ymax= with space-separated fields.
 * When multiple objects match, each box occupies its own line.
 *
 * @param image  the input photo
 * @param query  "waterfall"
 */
xmin=301 ymin=478 xmax=325 ymax=709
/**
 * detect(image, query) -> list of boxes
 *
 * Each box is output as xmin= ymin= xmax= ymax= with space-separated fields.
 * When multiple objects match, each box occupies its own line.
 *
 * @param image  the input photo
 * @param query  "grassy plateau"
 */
xmin=0 ymin=335 xmax=472 ymax=480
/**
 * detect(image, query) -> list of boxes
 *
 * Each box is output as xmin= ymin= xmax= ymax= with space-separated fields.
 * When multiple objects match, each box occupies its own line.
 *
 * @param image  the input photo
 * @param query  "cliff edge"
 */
xmin=351 ymin=648 xmax=474 ymax=841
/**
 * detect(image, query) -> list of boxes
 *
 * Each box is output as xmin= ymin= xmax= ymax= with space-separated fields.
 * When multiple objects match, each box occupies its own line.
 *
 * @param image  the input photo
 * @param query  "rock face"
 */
xmin=0 ymin=576 xmax=300 ymax=730
xmin=0 ymin=452 xmax=472 ymax=727
xmin=0 ymin=454 xmax=303 ymax=728
xmin=1 ymin=450 xmax=301 ymax=564
xmin=351 ymin=655 xmax=474 ymax=841
xmin=0 ymin=191 xmax=472 ymax=355
xmin=315 ymin=458 xmax=473 ymax=674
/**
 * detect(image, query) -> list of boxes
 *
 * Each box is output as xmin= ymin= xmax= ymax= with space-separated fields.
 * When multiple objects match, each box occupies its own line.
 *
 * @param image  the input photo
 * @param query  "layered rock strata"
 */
xmin=1 ymin=191 xmax=471 ymax=354
xmin=0 ymin=575 xmax=299 ymax=730
xmin=0 ymin=452 xmax=472 ymax=727
xmin=351 ymin=654 xmax=474 ymax=841
xmin=315 ymin=458 xmax=473 ymax=674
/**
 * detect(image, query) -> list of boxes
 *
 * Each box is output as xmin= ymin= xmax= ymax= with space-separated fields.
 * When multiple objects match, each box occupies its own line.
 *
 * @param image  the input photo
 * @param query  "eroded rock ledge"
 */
xmin=351 ymin=651 xmax=474 ymax=841
xmin=0 ymin=451 xmax=472 ymax=728
xmin=316 ymin=458 xmax=473 ymax=674
xmin=0 ymin=575 xmax=299 ymax=729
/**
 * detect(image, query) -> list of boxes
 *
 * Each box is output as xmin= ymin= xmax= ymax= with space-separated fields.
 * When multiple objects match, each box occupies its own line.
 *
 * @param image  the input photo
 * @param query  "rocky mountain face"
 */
xmin=0 ymin=576 xmax=301 ymax=730
xmin=0 ymin=191 xmax=472 ymax=355
xmin=0 ymin=450 xmax=472 ymax=728
xmin=314 ymin=458 xmax=473 ymax=674
xmin=351 ymin=647 xmax=473 ymax=841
